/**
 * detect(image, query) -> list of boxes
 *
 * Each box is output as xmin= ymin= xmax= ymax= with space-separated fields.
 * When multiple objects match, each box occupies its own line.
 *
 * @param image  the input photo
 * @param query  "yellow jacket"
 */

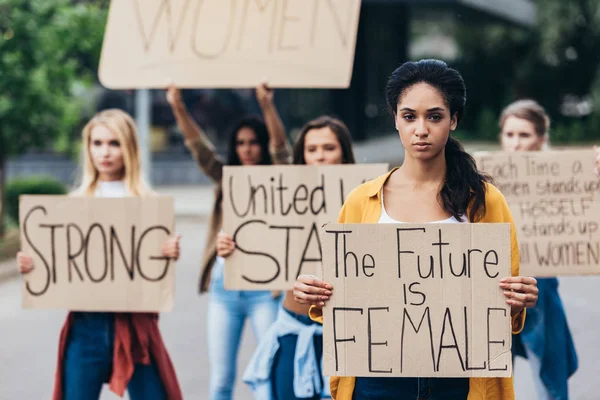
xmin=309 ymin=168 xmax=526 ymax=400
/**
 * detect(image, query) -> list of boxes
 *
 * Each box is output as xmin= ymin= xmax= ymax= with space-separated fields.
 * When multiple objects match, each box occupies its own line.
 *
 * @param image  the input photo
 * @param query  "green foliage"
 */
xmin=0 ymin=0 xmax=108 ymax=161
xmin=474 ymin=108 xmax=499 ymax=141
xmin=4 ymin=177 xmax=67 ymax=224
xmin=453 ymin=0 xmax=600 ymax=143
xmin=0 ymin=0 xmax=107 ymax=235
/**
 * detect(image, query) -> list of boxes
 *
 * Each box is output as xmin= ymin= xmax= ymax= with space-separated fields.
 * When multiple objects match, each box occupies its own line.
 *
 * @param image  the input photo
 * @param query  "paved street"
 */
xmin=2 ymin=212 xmax=600 ymax=399
xmin=1 ymin=138 xmax=599 ymax=399
xmin=0 ymin=216 xmax=258 ymax=400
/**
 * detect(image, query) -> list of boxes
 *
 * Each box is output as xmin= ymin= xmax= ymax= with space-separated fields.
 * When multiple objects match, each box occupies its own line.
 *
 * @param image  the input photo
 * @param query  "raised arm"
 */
xmin=256 ymin=82 xmax=290 ymax=164
xmin=167 ymin=85 xmax=224 ymax=182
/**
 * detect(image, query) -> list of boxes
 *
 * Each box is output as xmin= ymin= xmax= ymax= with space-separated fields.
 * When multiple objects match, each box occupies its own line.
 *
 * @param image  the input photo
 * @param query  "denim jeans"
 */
xmin=352 ymin=377 xmax=469 ymax=400
xmin=271 ymin=308 xmax=326 ymax=400
xmin=63 ymin=312 xmax=167 ymax=400
xmin=207 ymin=259 xmax=279 ymax=400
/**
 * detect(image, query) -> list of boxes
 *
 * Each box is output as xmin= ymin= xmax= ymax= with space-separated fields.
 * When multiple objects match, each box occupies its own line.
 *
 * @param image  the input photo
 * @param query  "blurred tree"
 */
xmin=454 ymin=0 xmax=600 ymax=140
xmin=0 ymin=0 xmax=107 ymax=236
xmin=536 ymin=0 xmax=600 ymax=98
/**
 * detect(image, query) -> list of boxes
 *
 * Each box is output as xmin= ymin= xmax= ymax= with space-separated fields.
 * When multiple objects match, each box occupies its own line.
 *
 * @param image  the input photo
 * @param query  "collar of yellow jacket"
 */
xmin=363 ymin=167 xmax=399 ymax=197
xmin=363 ymin=166 xmax=482 ymax=204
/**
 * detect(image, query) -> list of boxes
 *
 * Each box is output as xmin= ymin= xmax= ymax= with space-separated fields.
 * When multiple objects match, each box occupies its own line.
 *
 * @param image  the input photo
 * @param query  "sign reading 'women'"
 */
xmin=321 ymin=223 xmax=512 ymax=377
xmin=19 ymin=196 xmax=175 ymax=312
xmin=99 ymin=0 xmax=362 ymax=88
xmin=222 ymin=164 xmax=388 ymax=290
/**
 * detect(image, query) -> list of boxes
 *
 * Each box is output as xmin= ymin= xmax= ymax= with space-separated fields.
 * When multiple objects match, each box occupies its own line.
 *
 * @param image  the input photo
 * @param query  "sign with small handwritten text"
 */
xmin=476 ymin=149 xmax=600 ymax=276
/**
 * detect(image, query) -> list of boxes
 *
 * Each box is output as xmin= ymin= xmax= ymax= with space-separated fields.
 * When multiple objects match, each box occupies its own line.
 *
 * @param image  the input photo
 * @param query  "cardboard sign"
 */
xmin=321 ymin=223 xmax=512 ymax=378
xmin=476 ymin=150 xmax=600 ymax=276
xmin=222 ymin=164 xmax=389 ymax=290
xmin=19 ymin=196 xmax=175 ymax=312
xmin=99 ymin=0 xmax=362 ymax=88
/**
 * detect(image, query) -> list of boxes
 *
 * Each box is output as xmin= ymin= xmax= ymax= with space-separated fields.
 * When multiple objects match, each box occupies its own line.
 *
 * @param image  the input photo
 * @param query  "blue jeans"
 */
xmin=63 ymin=312 xmax=167 ymax=400
xmin=207 ymin=260 xmax=279 ymax=400
xmin=352 ymin=377 xmax=469 ymax=400
xmin=271 ymin=308 xmax=325 ymax=400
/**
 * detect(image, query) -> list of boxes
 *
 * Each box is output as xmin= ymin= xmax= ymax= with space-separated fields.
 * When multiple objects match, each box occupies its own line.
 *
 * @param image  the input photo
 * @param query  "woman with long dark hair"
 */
xmin=166 ymin=83 xmax=289 ymax=400
xmin=293 ymin=59 xmax=539 ymax=399
xmin=219 ymin=115 xmax=355 ymax=399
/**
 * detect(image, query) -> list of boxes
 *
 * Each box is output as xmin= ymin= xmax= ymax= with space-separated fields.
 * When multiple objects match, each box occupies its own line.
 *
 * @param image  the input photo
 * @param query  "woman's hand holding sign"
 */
xmin=216 ymin=232 xmax=236 ymax=258
xmin=16 ymin=252 xmax=34 ymax=274
xmin=293 ymin=274 xmax=333 ymax=308
xmin=161 ymin=235 xmax=182 ymax=261
xmin=500 ymin=276 xmax=538 ymax=316
xmin=294 ymin=273 xmax=538 ymax=314
xmin=255 ymin=82 xmax=274 ymax=107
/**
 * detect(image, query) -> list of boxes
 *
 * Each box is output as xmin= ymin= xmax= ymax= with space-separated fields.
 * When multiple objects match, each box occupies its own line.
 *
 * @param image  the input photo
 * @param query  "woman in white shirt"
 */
xmin=17 ymin=109 xmax=183 ymax=400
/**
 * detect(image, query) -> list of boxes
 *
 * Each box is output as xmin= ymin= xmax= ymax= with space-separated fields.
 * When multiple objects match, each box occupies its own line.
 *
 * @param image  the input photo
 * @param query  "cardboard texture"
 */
xmin=99 ymin=0 xmax=362 ymax=89
xmin=476 ymin=150 xmax=600 ymax=276
xmin=222 ymin=164 xmax=389 ymax=290
xmin=19 ymin=196 xmax=175 ymax=312
xmin=320 ymin=223 xmax=512 ymax=378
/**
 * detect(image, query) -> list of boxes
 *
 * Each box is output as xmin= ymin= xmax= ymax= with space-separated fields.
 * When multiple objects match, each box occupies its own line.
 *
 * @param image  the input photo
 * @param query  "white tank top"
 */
xmin=378 ymin=189 xmax=466 ymax=224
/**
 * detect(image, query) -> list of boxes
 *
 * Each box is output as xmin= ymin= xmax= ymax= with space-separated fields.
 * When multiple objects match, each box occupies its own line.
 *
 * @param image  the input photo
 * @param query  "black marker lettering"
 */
xmin=333 ymin=307 xmax=363 ymax=372
xmin=85 ymin=223 xmax=108 ymax=283
xmin=401 ymin=307 xmax=435 ymax=373
xmin=234 ymin=220 xmax=281 ymax=284
xmin=487 ymin=307 xmax=508 ymax=371
xmin=483 ymin=250 xmax=499 ymax=278
xmin=67 ymin=223 xmax=85 ymax=282
xmin=397 ymin=228 xmax=425 ymax=279
xmin=137 ymin=226 xmax=171 ymax=282
xmin=23 ymin=206 xmax=51 ymax=296
xmin=368 ymin=307 xmax=392 ymax=373
xmin=271 ymin=225 xmax=303 ymax=281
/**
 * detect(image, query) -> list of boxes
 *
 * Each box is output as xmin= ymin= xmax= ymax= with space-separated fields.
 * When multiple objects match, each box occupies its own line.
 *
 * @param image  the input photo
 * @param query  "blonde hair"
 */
xmin=74 ymin=109 xmax=151 ymax=197
xmin=499 ymin=99 xmax=550 ymax=137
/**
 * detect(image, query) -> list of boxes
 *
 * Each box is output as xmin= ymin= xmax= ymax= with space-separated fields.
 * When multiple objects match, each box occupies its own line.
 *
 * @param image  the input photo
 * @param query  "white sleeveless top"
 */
xmin=378 ymin=189 xmax=465 ymax=224
xmin=94 ymin=180 xmax=127 ymax=198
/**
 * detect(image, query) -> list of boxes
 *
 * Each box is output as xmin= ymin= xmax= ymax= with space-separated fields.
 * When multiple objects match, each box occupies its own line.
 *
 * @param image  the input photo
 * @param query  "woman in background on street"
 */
xmin=293 ymin=59 xmax=539 ymax=400
xmin=166 ymin=83 xmax=289 ymax=400
xmin=218 ymin=116 xmax=356 ymax=400
xmin=17 ymin=109 xmax=183 ymax=400
xmin=499 ymin=99 xmax=579 ymax=400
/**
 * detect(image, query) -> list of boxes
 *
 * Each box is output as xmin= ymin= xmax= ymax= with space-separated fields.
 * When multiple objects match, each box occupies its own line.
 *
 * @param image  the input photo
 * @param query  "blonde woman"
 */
xmin=16 ymin=109 xmax=182 ymax=400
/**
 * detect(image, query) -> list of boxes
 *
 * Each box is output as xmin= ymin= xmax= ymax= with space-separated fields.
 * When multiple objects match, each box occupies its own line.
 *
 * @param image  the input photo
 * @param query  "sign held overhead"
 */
xmin=99 ymin=0 xmax=362 ymax=88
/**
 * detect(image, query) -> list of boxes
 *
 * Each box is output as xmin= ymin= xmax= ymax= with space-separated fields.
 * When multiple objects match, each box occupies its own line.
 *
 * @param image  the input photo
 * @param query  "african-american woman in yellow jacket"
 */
xmin=293 ymin=59 xmax=539 ymax=400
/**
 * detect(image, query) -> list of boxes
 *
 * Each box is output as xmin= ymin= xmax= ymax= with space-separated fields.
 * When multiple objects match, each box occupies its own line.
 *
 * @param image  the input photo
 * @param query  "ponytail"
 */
xmin=440 ymin=136 xmax=489 ymax=222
